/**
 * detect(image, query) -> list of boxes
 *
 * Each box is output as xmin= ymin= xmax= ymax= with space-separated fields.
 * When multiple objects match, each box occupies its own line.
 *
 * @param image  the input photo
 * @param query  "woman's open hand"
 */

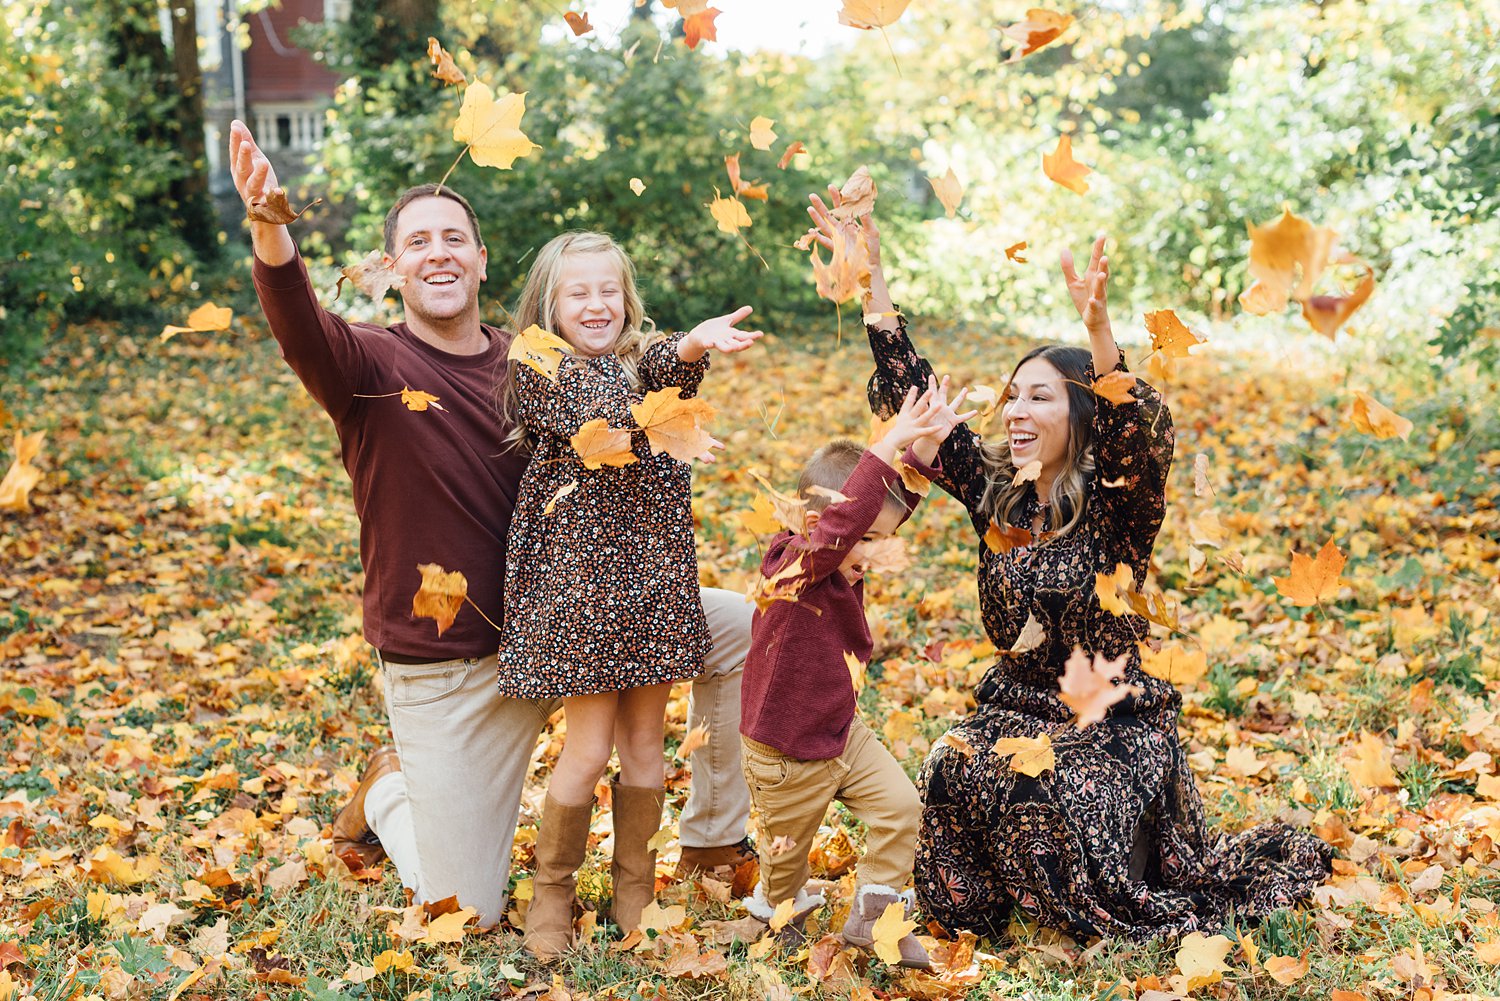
xmin=1060 ymin=235 xmax=1112 ymax=337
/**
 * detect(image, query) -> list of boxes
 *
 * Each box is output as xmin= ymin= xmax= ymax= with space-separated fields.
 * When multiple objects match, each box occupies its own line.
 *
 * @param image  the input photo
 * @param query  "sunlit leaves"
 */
xmin=452 ymin=83 xmax=541 ymax=170
xmin=927 ymin=167 xmax=963 ymax=218
xmin=991 ymin=734 xmax=1055 ymax=776
xmin=426 ymin=37 xmax=466 ymax=85
xmin=837 ymin=0 xmax=914 ymax=30
xmin=245 ymin=189 xmax=322 ymax=225
xmin=749 ymin=116 xmax=777 ymax=151
xmin=570 ymin=419 xmax=637 ymax=469
xmin=1002 ymin=8 xmax=1074 ymax=62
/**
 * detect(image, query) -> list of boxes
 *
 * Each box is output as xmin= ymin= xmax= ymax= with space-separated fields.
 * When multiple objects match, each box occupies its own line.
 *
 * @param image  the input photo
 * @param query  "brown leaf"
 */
xmin=724 ymin=154 xmax=769 ymax=201
xmin=831 ymin=165 xmax=877 ymax=220
xmin=1237 ymin=207 xmax=1337 ymax=315
xmin=631 ymin=387 xmax=721 ymax=462
xmin=426 ymin=37 xmax=466 ymax=85
xmin=1058 ymin=646 xmax=1139 ymax=729
xmin=246 ymin=188 xmax=321 ymax=225
xmin=336 ymin=250 xmax=408 ymax=302
xmin=984 ymin=521 xmax=1032 ymax=554
xmin=412 ymin=563 xmax=468 ymax=636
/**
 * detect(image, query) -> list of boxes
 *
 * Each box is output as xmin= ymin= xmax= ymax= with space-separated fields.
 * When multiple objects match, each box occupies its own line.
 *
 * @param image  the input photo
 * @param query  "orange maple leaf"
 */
xmin=570 ymin=419 xmax=637 ymax=469
xmin=630 ymin=387 xmax=721 ymax=463
xmin=1002 ymin=8 xmax=1074 ymax=61
xmin=749 ymin=116 xmax=777 ymax=151
xmin=1302 ymin=259 xmax=1375 ymax=338
xmin=1058 ymin=646 xmax=1139 ymax=729
xmin=412 ymin=563 xmax=468 ymax=636
xmin=1273 ymin=538 xmax=1346 ymax=607
xmin=708 ymin=189 xmax=752 ymax=234
xmin=562 ymin=11 xmax=593 ymax=35
xmin=1237 ymin=207 xmax=1336 ymax=315
xmin=682 ymin=8 xmax=721 ymax=49
xmin=1144 ymin=308 xmax=1203 ymax=358
xmin=746 ymin=553 xmax=807 ymax=612
xmin=1042 ymin=134 xmax=1091 ymax=195
xmin=1346 ymin=390 xmax=1412 ymax=441
xmin=426 ymin=37 xmax=466 ymax=85
xmin=1095 ymin=562 xmax=1133 ymax=616
xmin=811 ymin=227 xmax=872 ymax=305
xmin=0 ymin=429 xmax=46 ymax=513
xmin=777 ymin=141 xmax=807 ymax=169
xmin=724 ymin=154 xmax=768 ymax=201
xmin=984 ymin=521 xmax=1032 ymax=554
xmin=399 ymin=387 xmax=445 ymax=412
xmin=1092 ymin=370 xmax=1138 ymax=404
xmin=1004 ymin=241 xmax=1028 ymax=263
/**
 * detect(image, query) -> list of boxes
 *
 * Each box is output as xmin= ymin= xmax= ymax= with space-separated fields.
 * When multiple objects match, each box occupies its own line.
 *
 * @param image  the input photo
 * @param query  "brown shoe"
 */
xmin=609 ymin=782 xmax=665 ymax=932
xmin=332 ymin=746 xmax=400 ymax=868
xmin=675 ymin=837 xmax=758 ymax=882
xmin=524 ymin=794 xmax=595 ymax=962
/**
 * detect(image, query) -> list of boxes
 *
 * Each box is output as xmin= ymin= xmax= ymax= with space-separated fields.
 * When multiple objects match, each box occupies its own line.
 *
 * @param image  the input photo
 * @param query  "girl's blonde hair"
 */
xmin=499 ymin=231 xmax=663 ymax=449
xmin=975 ymin=344 xmax=1097 ymax=539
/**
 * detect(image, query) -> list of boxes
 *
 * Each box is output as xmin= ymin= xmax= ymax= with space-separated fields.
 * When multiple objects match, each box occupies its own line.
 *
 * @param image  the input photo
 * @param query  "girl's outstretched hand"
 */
xmin=1061 ymin=235 xmax=1112 ymax=337
xmin=678 ymin=306 xmax=765 ymax=362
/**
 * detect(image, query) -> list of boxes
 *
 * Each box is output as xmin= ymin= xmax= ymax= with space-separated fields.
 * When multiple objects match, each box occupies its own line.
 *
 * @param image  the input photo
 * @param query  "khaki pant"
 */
xmin=741 ymin=717 xmax=920 ymax=906
xmin=364 ymin=586 xmax=752 ymax=927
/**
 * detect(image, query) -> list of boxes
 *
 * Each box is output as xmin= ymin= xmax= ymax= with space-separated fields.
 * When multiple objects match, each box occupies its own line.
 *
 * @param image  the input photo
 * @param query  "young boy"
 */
xmin=739 ymin=382 xmax=972 ymax=969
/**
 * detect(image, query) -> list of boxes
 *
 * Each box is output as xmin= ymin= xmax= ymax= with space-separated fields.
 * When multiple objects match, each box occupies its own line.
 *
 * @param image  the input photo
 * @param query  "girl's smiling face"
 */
xmin=554 ymin=252 xmax=625 ymax=356
xmin=1003 ymin=358 xmax=1072 ymax=480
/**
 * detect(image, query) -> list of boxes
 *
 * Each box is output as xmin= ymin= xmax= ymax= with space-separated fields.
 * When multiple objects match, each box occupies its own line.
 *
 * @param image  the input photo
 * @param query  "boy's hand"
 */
xmin=909 ymin=374 xmax=978 ymax=464
xmin=870 ymin=386 xmax=945 ymax=467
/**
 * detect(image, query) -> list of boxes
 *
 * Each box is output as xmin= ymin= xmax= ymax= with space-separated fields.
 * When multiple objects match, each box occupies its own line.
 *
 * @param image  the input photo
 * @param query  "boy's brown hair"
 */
xmin=796 ymin=439 xmax=910 ymax=516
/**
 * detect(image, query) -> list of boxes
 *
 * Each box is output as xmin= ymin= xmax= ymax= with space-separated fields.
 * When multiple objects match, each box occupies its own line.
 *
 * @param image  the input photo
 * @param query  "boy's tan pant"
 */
xmin=741 ymin=717 xmax=920 ymax=906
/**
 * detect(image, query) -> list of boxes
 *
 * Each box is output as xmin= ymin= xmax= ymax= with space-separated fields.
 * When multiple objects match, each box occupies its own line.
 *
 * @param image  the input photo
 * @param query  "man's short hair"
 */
xmin=383 ymin=185 xmax=484 ymax=253
xmin=797 ymin=438 xmax=909 ymax=515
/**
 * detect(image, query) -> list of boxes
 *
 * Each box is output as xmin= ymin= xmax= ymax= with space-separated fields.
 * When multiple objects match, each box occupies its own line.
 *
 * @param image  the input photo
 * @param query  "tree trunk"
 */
xmin=168 ymin=0 xmax=218 ymax=258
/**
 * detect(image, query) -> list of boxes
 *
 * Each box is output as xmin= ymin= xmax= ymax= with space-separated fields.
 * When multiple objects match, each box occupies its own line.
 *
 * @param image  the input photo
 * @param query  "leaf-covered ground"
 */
xmin=2 ymin=312 xmax=1498 ymax=1001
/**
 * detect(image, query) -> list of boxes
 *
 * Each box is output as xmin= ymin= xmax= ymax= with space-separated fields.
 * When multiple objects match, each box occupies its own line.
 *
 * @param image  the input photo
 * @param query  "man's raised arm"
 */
xmin=229 ymin=120 xmax=296 ymax=267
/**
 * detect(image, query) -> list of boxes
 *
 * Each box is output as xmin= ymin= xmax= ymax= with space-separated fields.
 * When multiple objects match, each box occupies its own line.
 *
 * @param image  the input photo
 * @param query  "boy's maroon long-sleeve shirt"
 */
xmin=253 ymin=250 xmax=529 ymax=660
xmin=740 ymin=449 xmax=934 ymax=760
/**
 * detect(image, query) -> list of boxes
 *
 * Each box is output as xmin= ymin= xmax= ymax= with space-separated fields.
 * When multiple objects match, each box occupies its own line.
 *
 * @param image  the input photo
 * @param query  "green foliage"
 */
xmin=0 ymin=0 xmax=223 ymax=364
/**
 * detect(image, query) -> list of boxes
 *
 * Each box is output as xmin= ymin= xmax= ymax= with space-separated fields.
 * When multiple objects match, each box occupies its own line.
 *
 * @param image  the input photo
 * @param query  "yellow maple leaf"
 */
xmin=543 ymin=480 xmax=578 ymax=515
xmin=838 ymin=0 xmax=914 ymax=30
xmin=1138 ymin=643 xmax=1207 ymax=687
xmin=1264 ymin=952 xmax=1311 ymax=984
xmin=844 ymin=650 xmax=866 ymax=689
xmin=424 ymin=906 xmax=477 ymax=944
xmin=927 ymin=167 xmax=963 ymax=218
xmin=0 ymin=429 xmax=46 ymax=513
xmin=400 ymin=387 xmax=445 ymax=412
xmin=1302 ymin=260 xmax=1376 ymax=338
xmin=869 ymin=900 xmax=917 ymax=964
xmin=1272 ymin=538 xmax=1345 ymax=607
xmin=160 ymin=302 xmax=233 ymax=342
xmin=709 ymin=191 xmax=751 ymax=234
xmin=1237 ymin=206 xmax=1337 ymax=315
xmin=737 ymin=493 xmax=781 ymax=535
xmin=768 ymin=897 xmax=796 ymax=932
xmin=991 ymin=734 xmax=1055 ymax=777
xmin=1094 ymin=562 xmax=1133 ymax=616
xmin=1344 ymin=730 xmax=1400 ymax=788
xmin=1347 ymin=390 xmax=1412 ymax=441
xmin=749 ymin=116 xmax=777 ymax=151
xmin=452 ymin=82 xmax=541 ymax=169
xmin=630 ymin=387 xmax=720 ymax=463
xmin=629 ymin=177 xmax=646 ymax=196
xmin=1144 ymin=308 xmax=1203 ymax=359
xmin=1042 ymin=134 xmax=1091 ymax=195
xmin=1175 ymin=932 xmax=1233 ymax=987
xmin=373 ymin=950 xmax=414 ymax=974
xmin=570 ymin=418 xmax=637 ymax=469
xmin=746 ymin=554 xmax=807 ymax=612
xmin=1092 ymin=370 xmax=1138 ymax=404
xmin=412 ymin=563 xmax=468 ymax=636
xmin=507 ymin=324 xmax=575 ymax=382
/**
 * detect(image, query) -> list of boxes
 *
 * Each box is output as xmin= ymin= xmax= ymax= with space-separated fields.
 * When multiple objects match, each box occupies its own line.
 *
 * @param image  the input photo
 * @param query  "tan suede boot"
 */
xmin=609 ymin=782 xmax=665 ymax=932
xmin=523 ymin=794 xmax=594 ymax=962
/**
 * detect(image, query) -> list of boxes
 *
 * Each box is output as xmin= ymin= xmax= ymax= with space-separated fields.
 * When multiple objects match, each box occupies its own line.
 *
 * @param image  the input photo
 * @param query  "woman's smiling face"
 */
xmin=1003 ymin=357 xmax=1072 ymax=479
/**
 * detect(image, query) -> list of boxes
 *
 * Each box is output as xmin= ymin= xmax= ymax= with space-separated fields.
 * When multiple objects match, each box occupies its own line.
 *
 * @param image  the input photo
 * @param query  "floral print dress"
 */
xmin=497 ymin=334 xmax=711 ymax=699
xmin=866 ymin=317 xmax=1332 ymax=941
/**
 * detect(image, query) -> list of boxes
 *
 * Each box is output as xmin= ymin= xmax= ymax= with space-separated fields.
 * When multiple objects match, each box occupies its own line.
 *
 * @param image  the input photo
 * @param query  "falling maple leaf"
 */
xmin=737 ymin=493 xmax=781 ymax=534
xmin=1193 ymin=453 xmax=1213 ymax=497
xmin=630 ymin=387 xmax=720 ymax=462
xmin=562 ymin=11 xmax=593 ymax=35
xmin=1058 ymin=646 xmax=1139 ymax=729
xmin=724 ymin=154 xmax=769 ymax=201
xmin=682 ymin=8 xmax=721 ymax=49
xmin=777 ymin=141 xmax=807 ymax=169
xmin=749 ymin=116 xmax=777 ymax=151
xmin=1094 ymin=562 xmax=1133 ymax=616
xmin=830 ymin=165 xmax=877 ymax=221
xmin=334 ymin=250 xmax=408 ymax=302
xmin=507 ymin=324 xmax=575 ymax=381
xmin=0 ymin=429 xmax=46 ymax=513
xmin=570 ymin=419 xmax=637 ymax=469
xmin=991 ymin=734 xmax=1055 ymax=777
xmin=856 ymin=536 xmax=910 ymax=575
xmin=810 ymin=228 xmax=872 ymax=305
xmin=1143 ymin=308 xmax=1203 ymax=380
xmin=1008 ymin=612 xmax=1045 ymax=654
xmin=412 ymin=563 xmax=468 ymax=636
xmin=985 ymin=521 xmax=1031 ymax=554
xmin=708 ymin=190 xmax=752 ymax=234
xmin=426 ymin=37 xmax=466 ymax=85
xmin=160 ymin=302 xmax=233 ymax=342
xmin=1272 ymin=538 xmax=1346 ymax=607
xmin=452 ymin=82 xmax=542 ymax=169
xmin=747 ymin=471 xmax=810 ymax=533
xmin=1092 ymin=370 xmax=1138 ymax=404
xmin=746 ymin=554 xmax=807 ymax=612
xmin=1347 ymin=390 xmax=1412 ymax=441
xmin=675 ymin=723 xmax=710 ymax=759
xmin=1237 ymin=206 xmax=1336 ymax=315
xmin=1002 ymin=8 xmax=1074 ymax=61
xmin=869 ymin=900 xmax=917 ymax=965
xmin=1012 ymin=459 xmax=1042 ymax=485
xmin=844 ymin=650 xmax=866 ymax=689
xmin=629 ymin=177 xmax=646 ymax=196
xmin=543 ymin=480 xmax=577 ymax=515
xmin=837 ymin=0 xmax=914 ymax=29
xmin=400 ymin=387 xmax=445 ymax=412
xmin=1138 ymin=643 xmax=1207 ymax=687
xmin=1302 ymin=260 xmax=1375 ymax=337
xmin=928 ymin=167 xmax=963 ymax=218
xmin=245 ymin=188 xmax=322 ymax=225
xmin=1042 ymin=134 xmax=1091 ymax=195
xmin=1004 ymin=240 xmax=1028 ymax=263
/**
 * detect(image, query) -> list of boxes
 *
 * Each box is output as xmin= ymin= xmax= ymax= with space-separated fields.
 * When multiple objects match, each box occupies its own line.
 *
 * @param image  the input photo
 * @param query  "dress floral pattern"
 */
xmin=497 ymin=334 xmax=712 ymax=699
xmin=866 ymin=316 xmax=1333 ymax=941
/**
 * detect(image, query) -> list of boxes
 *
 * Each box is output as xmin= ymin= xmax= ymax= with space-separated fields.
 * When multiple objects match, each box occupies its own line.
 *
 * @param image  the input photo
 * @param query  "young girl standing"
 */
xmin=497 ymin=231 xmax=762 ymax=960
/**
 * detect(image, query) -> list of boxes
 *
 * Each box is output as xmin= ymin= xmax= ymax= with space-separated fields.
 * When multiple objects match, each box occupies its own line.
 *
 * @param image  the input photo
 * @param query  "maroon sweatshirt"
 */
xmin=740 ymin=449 xmax=933 ymax=759
xmin=253 ymin=249 xmax=529 ymax=660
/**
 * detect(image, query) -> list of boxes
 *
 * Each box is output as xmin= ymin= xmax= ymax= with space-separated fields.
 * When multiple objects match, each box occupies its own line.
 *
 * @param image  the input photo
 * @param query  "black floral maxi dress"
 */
xmin=866 ymin=317 xmax=1333 ymax=941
